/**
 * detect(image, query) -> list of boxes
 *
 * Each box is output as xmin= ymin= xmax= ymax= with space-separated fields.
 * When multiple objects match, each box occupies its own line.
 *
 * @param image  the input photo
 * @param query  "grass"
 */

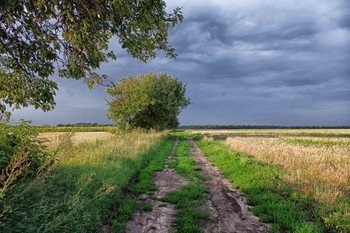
xmin=225 ymin=136 xmax=350 ymax=232
xmin=39 ymin=131 xmax=113 ymax=148
xmin=34 ymin=125 xmax=114 ymax=133
xmin=141 ymin=203 xmax=153 ymax=212
xmin=0 ymin=130 xmax=167 ymax=233
xmin=195 ymin=137 xmax=323 ymax=233
xmin=162 ymin=137 xmax=209 ymax=233
xmin=111 ymin=137 xmax=175 ymax=232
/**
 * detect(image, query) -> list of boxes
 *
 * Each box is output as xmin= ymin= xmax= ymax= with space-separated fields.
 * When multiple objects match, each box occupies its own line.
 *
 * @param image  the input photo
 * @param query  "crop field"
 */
xmin=33 ymin=125 xmax=114 ymax=133
xmin=191 ymin=129 xmax=350 ymax=232
xmin=39 ymin=132 xmax=113 ymax=148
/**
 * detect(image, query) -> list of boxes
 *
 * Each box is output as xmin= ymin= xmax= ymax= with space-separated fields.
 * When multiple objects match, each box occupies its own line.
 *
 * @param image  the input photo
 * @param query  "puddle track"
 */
xmin=187 ymin=138 xmax=270 ymax=233
xmin=125 ymin=138 xmax=188 ymax=233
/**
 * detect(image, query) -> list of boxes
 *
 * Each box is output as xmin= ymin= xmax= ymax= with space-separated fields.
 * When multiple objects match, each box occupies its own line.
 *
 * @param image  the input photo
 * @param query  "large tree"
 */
xmin=106 ymin=73 xmax=190 ymax=131
xmin=0 ymin=0 xmax=183 ymax=119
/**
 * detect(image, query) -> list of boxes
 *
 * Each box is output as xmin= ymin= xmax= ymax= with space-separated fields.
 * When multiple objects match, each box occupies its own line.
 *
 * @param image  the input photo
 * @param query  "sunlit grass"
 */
xmin=189 ymin=129 xmax=350 ymax=232
xmin=0 ymin=130 xmax=167 ymax=233
xmin=196 ymin=138 xmax=323 ymax=233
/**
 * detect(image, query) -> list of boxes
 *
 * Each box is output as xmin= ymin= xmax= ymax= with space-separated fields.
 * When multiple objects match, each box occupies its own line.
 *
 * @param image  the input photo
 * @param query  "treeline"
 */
xmin=178 ymin=125 xmax=350 ymax=129
xmin=56 ymin=122 xmax=113 ymax=127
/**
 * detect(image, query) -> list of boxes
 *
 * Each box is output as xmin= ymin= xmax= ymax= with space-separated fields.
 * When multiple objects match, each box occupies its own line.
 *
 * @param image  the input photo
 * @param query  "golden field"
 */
xmin=192 ymin=129 xmax=350 ymax=202
xmin=39 ymin=132 xmax=113 ymax=148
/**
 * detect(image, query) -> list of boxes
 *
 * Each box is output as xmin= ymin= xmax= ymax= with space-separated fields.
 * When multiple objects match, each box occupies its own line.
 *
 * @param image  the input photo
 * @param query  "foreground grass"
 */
xmin=0 ymin=130 xmax=166 ymax=232
xmin=196 ymin=137 xmax=323 ymax=233
xmin=111 ymin=137 xmax=174 ymax=232
xmin=162 ymin=137 xmax=209 ymax=233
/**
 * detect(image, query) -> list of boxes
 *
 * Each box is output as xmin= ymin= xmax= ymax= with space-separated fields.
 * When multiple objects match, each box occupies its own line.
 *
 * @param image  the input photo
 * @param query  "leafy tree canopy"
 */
xmin=0 ymin=0 xmax=183 ymax=119
xmin=106 ymin=73 xmax=190 ymax=131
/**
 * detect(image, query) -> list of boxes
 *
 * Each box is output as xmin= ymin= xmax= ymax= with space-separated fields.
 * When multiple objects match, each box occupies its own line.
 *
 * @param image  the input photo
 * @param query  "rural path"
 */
xmin=125 ymin=138 xmax=188 ymax=233
xmin=187 ymin=138 xmax=269 ymax=233
xmin=113 ymin=137 xmax=269 ymax=233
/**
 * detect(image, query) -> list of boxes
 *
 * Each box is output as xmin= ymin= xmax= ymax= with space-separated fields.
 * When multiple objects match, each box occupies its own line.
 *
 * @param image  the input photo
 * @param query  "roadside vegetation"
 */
xmin=110 ymin=137 xmax=174 ymax=232
xmin=192 ymin=129 xmax=350 ymax=232
xmin=0 ymin=126 xmax=167 ymax=232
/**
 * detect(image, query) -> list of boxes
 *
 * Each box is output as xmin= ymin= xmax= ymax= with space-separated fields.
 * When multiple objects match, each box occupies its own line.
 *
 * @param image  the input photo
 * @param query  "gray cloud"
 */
xmin=11 ymin=0 xmax=350 ymax=126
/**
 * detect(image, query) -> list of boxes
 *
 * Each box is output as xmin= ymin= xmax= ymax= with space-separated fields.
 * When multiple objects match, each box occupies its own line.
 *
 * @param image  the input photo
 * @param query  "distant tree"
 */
xmin=106 ymin=73 xmax=190 ymax=131
xmin=0 ymin=0 xmax=183 ymax=119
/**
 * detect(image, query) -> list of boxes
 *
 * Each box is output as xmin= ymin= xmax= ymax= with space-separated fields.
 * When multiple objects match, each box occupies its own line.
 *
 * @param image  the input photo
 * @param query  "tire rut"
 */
xmin=125 ymin=138 xmax=188 ymax=233
xmin=187 ymin=138 xmax=270 ymax=233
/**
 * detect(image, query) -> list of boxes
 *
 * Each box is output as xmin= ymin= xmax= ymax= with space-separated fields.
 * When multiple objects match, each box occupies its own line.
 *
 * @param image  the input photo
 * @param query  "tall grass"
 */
xmin=226 ymin=137 xmax=350 ymax=200
xmin=226 ymin=136 xmax=350 ymax=232
xmin=0 ymin=130 xmax=167 ymax=232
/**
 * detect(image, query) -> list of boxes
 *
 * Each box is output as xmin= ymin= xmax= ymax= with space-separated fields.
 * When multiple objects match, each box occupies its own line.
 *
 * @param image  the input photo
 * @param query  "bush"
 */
xmin=0 ymin=120 xmax=52 ymax=197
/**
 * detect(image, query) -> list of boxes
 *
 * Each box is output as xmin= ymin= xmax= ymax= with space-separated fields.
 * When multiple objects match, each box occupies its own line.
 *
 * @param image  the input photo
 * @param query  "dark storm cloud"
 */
xmin=11 ymin=0 xmax=350 ymax=126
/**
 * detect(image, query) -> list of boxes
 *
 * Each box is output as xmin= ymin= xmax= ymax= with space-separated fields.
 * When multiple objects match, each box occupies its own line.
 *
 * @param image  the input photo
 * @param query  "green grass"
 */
xmin=111 ymin=137 xmax=175 ymax=233
xmin=142 ymin=203 xmax=153 ymax=212
xmin=0 ymin=131 xmax=166 ymax=233
xmin=131 ymin=138 xmax=174 ymax=194
xmin=195 ymin=138 xmax=324 ymax=233
xmin=162 ymin=137 xmax=209 ymax=233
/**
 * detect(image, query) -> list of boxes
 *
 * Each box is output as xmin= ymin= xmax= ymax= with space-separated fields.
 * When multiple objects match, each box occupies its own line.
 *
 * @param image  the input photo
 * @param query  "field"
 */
xmin=192 ymin=129 xmax=350 ymax=232
xmin=39 ymin=132 xmax=113 ymax=148
xmin=1 ymin=127 xmax=349 ymax=232
xmin=0 ymin=129 xmax=168 ymax=232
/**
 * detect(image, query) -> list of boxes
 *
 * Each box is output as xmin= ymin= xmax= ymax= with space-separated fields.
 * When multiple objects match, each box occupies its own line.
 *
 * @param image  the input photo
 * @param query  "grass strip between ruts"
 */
xmin=161 ymin=137 xmax=209 ymax=233
xmin=111 ymin=136 xmax=175 ymax=232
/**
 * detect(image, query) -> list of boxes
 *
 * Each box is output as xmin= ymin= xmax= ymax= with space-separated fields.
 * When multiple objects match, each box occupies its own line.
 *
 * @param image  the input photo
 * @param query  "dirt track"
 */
xmin=188 ymin=138 xmax=269 ymax=233
xmin=125 ymin=138 xmax=269 ymax=233
xmin=126 ymin=138 xmax=188 ymax=233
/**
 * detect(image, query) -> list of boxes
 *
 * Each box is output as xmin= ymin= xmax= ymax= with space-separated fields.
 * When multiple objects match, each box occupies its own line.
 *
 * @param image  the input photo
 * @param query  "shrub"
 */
xmin=0 ymin=120 xmax=52 ymax=197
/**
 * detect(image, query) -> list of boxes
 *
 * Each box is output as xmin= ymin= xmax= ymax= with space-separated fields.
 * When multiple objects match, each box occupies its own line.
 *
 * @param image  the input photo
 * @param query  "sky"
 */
xmin=11 ymin=0 xmax=350 ymax=126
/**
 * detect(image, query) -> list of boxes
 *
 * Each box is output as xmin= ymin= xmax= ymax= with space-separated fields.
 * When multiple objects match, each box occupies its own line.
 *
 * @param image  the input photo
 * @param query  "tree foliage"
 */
xmin=0 ymin=0 xmax=183 ymax=119
xmin=106 ymin=73 xmax=190 ymax=131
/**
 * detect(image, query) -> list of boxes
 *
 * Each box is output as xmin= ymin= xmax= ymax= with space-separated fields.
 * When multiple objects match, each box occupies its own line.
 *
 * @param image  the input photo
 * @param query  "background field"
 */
xmin=39 ymin=132 xmax=113 ymax=148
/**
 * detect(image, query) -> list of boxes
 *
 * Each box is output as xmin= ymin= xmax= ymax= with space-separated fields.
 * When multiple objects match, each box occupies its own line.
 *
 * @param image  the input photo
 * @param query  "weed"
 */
xmin=142 ymin=203 xmax=153 ymax=212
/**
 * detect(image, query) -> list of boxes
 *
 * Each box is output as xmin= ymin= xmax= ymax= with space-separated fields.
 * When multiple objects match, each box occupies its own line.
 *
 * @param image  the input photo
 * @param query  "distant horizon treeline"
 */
xmin=32 ymin=122 xmax=350 ymax=129
xmin=55 ymin=122 xmax=114 ymax=127
xmin=178 ymin=125 xmax=350 ymax=129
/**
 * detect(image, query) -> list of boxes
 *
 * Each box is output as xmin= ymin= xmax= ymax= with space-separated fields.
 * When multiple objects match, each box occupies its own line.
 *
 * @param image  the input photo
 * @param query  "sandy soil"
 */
xmin=187 ymin=138 xmax=270 ymax=233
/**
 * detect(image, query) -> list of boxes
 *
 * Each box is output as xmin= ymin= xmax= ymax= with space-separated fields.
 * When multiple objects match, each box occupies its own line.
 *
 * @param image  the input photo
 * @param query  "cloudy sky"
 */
xmin=11 ymin=0 xmax=350 ymax=126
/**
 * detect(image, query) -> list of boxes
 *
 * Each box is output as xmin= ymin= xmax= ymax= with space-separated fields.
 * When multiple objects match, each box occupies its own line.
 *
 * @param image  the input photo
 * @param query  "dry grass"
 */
xmin=225 ymin=136 xmax=350 ymax=202
xmin=191 ymin=129 xmax=350 ymax=140
xmin=39 ymin=132 xmax=113 ymax=148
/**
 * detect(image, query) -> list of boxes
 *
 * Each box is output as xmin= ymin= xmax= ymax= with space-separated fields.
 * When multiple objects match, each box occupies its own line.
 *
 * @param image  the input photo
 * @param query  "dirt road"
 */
xmin=188 ymin=138 xmax=269 ymax=233
xmin=124 ymin=138 xmax=269 ymax=233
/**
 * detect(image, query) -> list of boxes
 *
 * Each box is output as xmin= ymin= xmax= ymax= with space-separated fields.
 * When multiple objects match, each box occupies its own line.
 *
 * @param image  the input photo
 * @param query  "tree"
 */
xmin=106 ymin=73 xmax=190 ymax=131
xmin=0 ymin=0 xmax=183 ymax=119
